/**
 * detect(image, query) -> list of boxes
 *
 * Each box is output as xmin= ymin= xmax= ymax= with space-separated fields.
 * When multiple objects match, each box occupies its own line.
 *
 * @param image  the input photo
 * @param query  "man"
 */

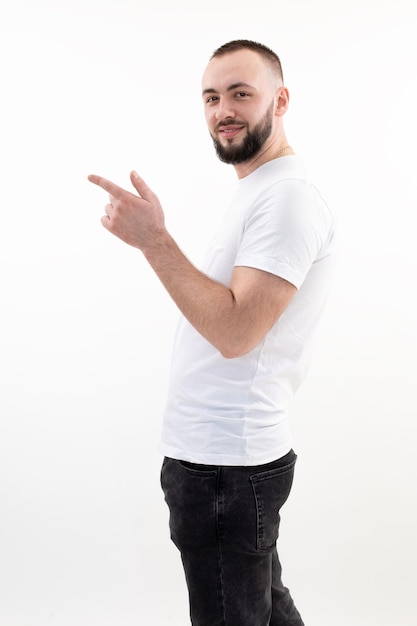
xmin=89 ymin=40 xmax=335 ymax=626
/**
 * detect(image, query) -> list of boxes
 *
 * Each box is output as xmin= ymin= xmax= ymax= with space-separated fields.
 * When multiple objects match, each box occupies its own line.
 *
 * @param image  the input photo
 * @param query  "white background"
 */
xmin=0 ymin=0 xmax=416 ymax=624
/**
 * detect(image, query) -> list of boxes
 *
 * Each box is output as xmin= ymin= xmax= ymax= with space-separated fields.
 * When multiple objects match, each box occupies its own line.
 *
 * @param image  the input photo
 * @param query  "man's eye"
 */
xmin=206 ymin=96 xmax=218 ymax=103
xmin=236 ymin=92 xmax=249 ymax=98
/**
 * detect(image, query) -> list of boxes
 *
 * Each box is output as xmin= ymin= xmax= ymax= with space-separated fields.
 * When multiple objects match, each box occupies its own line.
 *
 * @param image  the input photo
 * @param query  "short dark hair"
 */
xmin=210 ymin=39 xmax=284 ymax=83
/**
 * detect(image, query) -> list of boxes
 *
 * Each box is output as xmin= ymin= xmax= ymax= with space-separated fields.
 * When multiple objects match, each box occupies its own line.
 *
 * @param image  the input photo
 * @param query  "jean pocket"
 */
xmin=250 ymin=458 xmax=297 ymax=551
xmin=160 ymin=458 xmax=218 ymax=551
xmin=178 ymin=459 xmax=218 ymax=475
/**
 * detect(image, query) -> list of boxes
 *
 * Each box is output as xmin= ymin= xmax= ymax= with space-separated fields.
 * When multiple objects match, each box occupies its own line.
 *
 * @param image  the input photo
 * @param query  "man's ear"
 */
xmin=275 ymin=87 xmax=290 ymax=117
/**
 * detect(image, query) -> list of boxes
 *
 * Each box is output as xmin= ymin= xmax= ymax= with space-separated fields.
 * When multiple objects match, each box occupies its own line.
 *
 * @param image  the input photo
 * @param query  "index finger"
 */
xmin=88 ymin=174 xmax=125 ymax=197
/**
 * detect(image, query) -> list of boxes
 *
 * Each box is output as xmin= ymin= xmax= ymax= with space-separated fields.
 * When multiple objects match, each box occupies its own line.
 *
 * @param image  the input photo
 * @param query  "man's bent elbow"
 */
xmin=217 ymin=339 xmax=255 ymax=359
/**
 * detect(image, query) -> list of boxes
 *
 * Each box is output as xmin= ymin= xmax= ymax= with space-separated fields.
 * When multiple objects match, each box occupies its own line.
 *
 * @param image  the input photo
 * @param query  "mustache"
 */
xmin=215 ymin=119 xmax=247 ymax=132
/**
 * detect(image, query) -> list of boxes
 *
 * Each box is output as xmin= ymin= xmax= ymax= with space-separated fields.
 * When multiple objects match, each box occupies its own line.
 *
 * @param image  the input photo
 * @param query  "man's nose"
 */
xmin=215 ymin=98 xmax=236 ymax=120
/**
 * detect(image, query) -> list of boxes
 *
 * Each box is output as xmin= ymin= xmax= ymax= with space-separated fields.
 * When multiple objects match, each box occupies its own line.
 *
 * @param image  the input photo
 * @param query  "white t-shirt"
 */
xmin=159 ymin=156 xmax=336 ymax=466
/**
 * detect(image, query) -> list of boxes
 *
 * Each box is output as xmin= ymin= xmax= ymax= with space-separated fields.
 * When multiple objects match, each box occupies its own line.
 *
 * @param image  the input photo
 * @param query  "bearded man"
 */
xmin=89 ymin=39 xmax=336 ymax=626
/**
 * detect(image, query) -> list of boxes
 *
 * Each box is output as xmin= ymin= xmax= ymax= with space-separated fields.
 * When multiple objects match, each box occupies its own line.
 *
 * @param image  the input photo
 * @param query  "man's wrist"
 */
xmin=141 ymin=228 xmax=175 ymax=261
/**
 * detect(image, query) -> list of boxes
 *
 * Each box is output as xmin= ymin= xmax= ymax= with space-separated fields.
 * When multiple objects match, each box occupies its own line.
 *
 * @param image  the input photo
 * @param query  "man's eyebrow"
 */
xmin=227 ymin=82 xmax=254 ymax=91
xmin=202 ymin=82 xmax=255 ymax=97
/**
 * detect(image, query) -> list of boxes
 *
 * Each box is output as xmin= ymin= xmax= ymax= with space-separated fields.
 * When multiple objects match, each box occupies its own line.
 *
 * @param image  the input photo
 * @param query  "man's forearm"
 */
xmin=143 ymin=230 xmax=242 ymax=358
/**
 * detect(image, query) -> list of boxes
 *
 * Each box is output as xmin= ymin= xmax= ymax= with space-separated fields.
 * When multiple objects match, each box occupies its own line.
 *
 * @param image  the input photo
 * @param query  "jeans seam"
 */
xmin=250 ymin=461 xmax=296 ymax=551
xmin=216 ymin=467 xmax=227 ymax=625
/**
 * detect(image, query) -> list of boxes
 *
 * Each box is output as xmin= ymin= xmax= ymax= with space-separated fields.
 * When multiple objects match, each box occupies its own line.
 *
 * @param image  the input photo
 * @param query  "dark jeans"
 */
xmin=160 ymin=450 xmax=304 ymax=626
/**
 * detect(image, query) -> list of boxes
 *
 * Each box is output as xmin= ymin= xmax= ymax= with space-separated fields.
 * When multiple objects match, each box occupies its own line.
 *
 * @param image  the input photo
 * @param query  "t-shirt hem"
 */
xmin=158 ymin=441 xmax=293 ymax=467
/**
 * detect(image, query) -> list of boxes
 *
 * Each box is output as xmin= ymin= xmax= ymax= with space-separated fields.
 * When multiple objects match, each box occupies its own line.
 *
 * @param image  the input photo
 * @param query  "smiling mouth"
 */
xmin=218 ymin=125 xmax=245 ymax=139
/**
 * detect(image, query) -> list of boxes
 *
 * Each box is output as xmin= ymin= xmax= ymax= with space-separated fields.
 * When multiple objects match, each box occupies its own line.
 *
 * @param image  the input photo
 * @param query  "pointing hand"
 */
xmin=88 ymin=170 xmax=166 ymax=250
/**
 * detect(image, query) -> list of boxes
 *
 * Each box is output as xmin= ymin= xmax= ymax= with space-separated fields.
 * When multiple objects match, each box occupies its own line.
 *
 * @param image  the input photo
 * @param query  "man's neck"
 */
xmin=233 ymin=137 xmax=294 ymax=179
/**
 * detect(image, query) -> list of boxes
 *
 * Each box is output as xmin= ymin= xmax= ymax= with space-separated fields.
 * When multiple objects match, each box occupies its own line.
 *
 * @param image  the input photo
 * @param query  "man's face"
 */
xmin=211 ymin=100 xmax=274 ymax=164
xmin=202 ymin=49 xmax=279 ymax=165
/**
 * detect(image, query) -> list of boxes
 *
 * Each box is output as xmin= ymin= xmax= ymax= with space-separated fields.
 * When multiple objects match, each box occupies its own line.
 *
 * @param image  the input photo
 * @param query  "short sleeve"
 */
xmin=234 ymin=179 xmax=329 ymax=288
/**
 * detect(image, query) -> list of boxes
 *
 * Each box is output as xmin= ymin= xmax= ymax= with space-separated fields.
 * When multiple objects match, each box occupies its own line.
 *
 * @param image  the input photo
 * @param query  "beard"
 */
xmin=211 ymin=101 xmax=274 ymax=165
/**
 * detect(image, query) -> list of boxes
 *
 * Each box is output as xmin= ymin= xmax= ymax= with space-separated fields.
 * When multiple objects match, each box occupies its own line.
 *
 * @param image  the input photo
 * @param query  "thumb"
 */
xmin=130 ymin=170 xmax=154 ymax=201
